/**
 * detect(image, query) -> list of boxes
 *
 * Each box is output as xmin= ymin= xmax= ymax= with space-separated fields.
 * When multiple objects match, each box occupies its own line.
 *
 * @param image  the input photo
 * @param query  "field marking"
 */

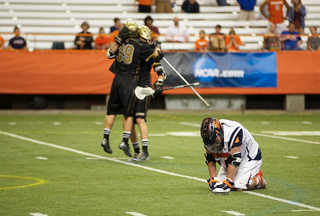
xmin=262 ymin=131 xmax=320 ymax=136
xmin=36 ymin=156 xmax=48 ymax=160
xmin=284 ymin=156 xmax=299 ymax=159
xmin=126 ymin=212 xmax=147 ymax=216
xmin=222 ymin=210 xmax=245 ymax=216
xmin=1 ymin=130 xmax=320 ymax=212
xmin=161 ymin=156 xmax=174 ymax=160
xmin=29 ymin=213 xmax=48 ymax=216
xmin=0 ymin=175 xmax=45 ymax=190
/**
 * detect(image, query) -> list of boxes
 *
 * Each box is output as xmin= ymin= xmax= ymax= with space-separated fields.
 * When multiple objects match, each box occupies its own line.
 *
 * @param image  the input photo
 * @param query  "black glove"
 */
xmin=153 ymin=79 xmax=163 ymax=96
xmin=207 ymin=177 xmax=219 ymax=191
xmin=152 ymin=40 xmax=162 ymax=49
xmin=115 ymin=25 xmax=130 ymax=45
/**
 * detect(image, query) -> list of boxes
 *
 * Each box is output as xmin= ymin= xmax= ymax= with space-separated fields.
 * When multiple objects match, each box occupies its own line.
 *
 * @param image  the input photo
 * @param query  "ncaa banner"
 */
xmin=161 ymin=52 xmax=277 ymax=88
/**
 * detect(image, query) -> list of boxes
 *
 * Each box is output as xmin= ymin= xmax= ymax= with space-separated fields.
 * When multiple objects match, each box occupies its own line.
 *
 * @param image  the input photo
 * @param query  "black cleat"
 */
xmin=101 ymin=138 xmax=112 ymax=154
xmin=118 ymin=141 xmax=132 ymax=157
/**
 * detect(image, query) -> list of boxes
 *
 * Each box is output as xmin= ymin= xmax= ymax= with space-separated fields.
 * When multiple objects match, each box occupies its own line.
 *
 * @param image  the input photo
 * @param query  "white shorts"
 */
xmin=217 ymin=159 xmax=262 ymax=189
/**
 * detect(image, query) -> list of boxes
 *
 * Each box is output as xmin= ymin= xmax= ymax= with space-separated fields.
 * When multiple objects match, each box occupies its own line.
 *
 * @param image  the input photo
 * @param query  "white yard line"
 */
xmin=222 ymin=210 xmax=245 ymax=216
xmin=126 ymin=212 xmax=147 ymax=216
xmin=1 ymin=130 xmax=320 ymax=212
xmin=251 ymin=132 xmax=320 ymax=145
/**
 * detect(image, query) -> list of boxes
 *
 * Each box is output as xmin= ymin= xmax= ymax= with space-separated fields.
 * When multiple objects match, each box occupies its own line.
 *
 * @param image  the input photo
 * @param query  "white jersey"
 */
xmin=209 ymin=119 xmax=261 ymax=169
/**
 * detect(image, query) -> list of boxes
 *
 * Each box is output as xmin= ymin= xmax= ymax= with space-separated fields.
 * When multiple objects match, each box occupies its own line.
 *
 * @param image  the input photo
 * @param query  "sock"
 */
xmin=254 ymin=176 xmax=260 ymax=186
xmin=142 ymin=139 xmax=148 ymax=153
xmin=123 ymin=131 xmax=131 ymax=144
xmin=132 ymin=141 xmax=140 ymax=153
xmin=104 ymin=128 xmax=111 ymax=140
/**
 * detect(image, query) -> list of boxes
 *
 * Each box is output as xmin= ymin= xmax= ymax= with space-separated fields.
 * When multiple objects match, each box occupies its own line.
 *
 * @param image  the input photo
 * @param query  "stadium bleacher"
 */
xmin=0 ymin=0 xmax=319 ymax=51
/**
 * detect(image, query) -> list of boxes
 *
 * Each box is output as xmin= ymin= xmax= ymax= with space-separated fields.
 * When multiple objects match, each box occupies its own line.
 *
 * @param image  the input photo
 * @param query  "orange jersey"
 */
xmin=95 ymin=34 xmax=110 ymax=46
xmin=138 ymin=0 xmax=152 ymax=6
xmin=0 ymin=36 xmax=5 ymax=48
xmin=109 ymin=30 xmax=119 ymax=43
xmin=225 ymin=36 xmax=243 ymax=52
xmin=268 ymin=0 xmax=285 ymax=24
xmin=195 ymin=38 xmax=209 ymax=52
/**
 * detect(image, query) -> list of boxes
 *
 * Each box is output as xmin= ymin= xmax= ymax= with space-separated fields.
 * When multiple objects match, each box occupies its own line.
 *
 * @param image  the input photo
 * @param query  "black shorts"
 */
xmin=107 ymin=75 xmax=137 ymax=117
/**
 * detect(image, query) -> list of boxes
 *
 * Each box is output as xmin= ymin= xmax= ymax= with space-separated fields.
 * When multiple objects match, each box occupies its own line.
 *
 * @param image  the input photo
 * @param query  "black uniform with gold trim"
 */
xmin=107 ymin=37 xmax=156 ymax=117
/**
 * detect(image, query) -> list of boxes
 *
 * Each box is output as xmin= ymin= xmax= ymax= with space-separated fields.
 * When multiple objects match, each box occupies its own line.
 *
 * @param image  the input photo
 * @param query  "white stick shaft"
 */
xmin=163 ymin=58 xmax=210 ymax=107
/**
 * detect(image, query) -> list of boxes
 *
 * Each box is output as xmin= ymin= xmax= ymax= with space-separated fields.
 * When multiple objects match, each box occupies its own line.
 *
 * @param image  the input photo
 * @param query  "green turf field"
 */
xmin=1 ymin=111 xmax=320 ymax=216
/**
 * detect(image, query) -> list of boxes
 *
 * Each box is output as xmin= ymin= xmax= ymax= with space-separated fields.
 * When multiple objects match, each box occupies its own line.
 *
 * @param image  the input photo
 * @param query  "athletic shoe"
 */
xmin=118 ymin=141 xmax=132 ymax=157
xmin=133 ymin=150 xmax=150 ymax=161
xmin=256 ymin=169 xmax=267 ymax=189
xmin=127 ymin=152 xmax=139 ymax=162
xmin=101 ymin=138 xmax=112 ymax=154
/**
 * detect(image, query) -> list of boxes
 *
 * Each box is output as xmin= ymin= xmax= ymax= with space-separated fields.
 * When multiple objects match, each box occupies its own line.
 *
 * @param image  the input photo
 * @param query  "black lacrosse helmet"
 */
xmin=200 ymin=117 xmax=224 ymax=151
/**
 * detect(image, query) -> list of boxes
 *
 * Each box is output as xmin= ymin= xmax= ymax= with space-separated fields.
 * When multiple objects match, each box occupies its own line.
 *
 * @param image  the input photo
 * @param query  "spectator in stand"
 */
xmin=144 ymin=15 xmax=160 ymax=41
xmin=237 ymin=0 xmax=256 ymax=20
xmin=209 ymin=24 xmax=226 ymax=51
xmin=110 ymin=23 xmax=124 ymax=44
xmin=155 ymin=0 xmax=174 ymax=13
xmin=137 ymin=0 xmax=152 ymax=13
xmin=216 ymin=0 xmax=229 ymax=6
xmin=307 ymin=27 xmax=320 ymax=51
xmin=225 ymin=28 xmax=243 ymax=52
xmin=110 ymin=17 xmax=122 ymax=33
xmin=166 ymin=16 xmax=189 ymax=43
xmin=280 ymin=21 xmax=303 ymax=50
xmin=195 ymin=30 xmax=209 ymax=52
xmin=0 ymin=35 xmax=5 ymax=50
xmin=181 ymin=0 xmax=200 ymax=13
xmin=288 ymin=0 xmax=307 ymax=34
xmin=95 ymin=27 xmax=111 ymax=50
xmin=263 ymin=23 xmax=281 ymax=51
xmin=260 ymin=0 xmax=290 ymax=34
xmin=74 ymin=21 xmax=93 ymax=49
xmin=8 ymin=26 xmax=27 ymax=50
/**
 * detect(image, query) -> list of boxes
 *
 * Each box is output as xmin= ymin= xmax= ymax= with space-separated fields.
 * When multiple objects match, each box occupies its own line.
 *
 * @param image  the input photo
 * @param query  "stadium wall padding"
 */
xmin=0 ymin=50 xmax=319 ymax=95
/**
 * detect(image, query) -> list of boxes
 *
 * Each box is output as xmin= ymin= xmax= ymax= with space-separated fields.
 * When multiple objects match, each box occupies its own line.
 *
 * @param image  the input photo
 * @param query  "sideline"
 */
xmin=1 ymin=130 xmax=319 ymax=212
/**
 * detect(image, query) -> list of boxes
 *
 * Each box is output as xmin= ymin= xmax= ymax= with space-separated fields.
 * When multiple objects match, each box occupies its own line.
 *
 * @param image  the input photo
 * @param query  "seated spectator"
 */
xmin=137 ymin=0 xmax=152 ymax=13
xmin=0 ymin=35 xmax=5 ymax=50
xmin=74 ymin=21 xmax=93 ymax=49
xmin=289 ymin=0 xmax=307 ymax=34
xmin=156 ymin=0 xmax=174 ymax=13
xmin=216 ymin=0 xmax=229 ymax=6
xmin=280 ymin=21 xmax=303 ymax=50
xmin=195 ymin=30 xmax=209 ymax=52
xmin=166 ymin=16 xmax=189 ymax=43
xmin=109 ymin=23 xmax=123 ymax=44
xmin=95 ymin=27 xmax=111 ymax=50
xmin=225 ymin=28 xmax=243 ymax=52
xmin=8 ymin=26 xmax=27 ymax=50
xmin=144 ymin=16 xmax=160 ymax=41
xmin=263 ymin=23 xmax=281 ymax=51
xmin=209 ymin=24 xmax=226 ymax=51
xmin=237 ymin=0 xmax=256 ymax=20
xmin=181 ymin=0 xmax=200 ymax=13
xmin=110 ymin=17 xmax=122 ymax=33
xmin=307 ymin=26 xmax=320 ymax=51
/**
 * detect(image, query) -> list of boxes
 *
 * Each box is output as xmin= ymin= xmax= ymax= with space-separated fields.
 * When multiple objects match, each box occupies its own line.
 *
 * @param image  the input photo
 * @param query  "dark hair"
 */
xmin=81 ymin=21 xmax=90 ymax=29
xmin=215 ymin=25 xmax=222 ymax=29
xmin=13 ymin=26 xmax=19 ymax=31
xmin=114 ymin=17 xmax=120 ymax=23
xmin=144 ymin=16 xmax=153 ymax=26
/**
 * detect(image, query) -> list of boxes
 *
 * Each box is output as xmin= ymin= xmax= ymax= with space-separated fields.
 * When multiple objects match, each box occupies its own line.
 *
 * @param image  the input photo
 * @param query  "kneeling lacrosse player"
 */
xmin=200 ymin=117 xmax=267 ymax=195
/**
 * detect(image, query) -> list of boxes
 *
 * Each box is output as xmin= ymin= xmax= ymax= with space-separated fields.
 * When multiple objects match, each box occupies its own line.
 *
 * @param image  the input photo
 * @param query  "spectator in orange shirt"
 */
xmin=137 ymin=0 xmax=153 ymax=13
xmin=225 ymin=28 xmax=243 ymax=52
xmin=95 ymin=27 xmax=111 ymax=50
xmin=0 ymin=35 xmax=5 ymax=50
xmin=195 ymin=30 xmax=209 ymax=52
xmin=260 ymin=0 xmax=290 ymax=34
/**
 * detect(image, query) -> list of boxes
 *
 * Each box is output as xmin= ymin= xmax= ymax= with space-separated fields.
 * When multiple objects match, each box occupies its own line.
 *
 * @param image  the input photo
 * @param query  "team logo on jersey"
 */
xmin=192 ymin=55 xmax=244 ymax=84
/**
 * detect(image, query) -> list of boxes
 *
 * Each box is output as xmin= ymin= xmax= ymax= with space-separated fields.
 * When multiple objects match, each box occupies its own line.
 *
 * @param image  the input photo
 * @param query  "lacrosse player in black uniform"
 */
xmin=101 ymin=21 xmax=163 ymax=157
xmin=128 ymin=25 xmax=166 ymax=161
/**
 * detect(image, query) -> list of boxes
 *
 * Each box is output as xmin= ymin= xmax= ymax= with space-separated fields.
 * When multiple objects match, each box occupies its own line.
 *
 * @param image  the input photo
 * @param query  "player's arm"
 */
xmin=107 ymin=25 xmax=130 ymax=59
xmin=205 ymin=149 xmax=219 ymax=190
xmin=259 ymin=0 xmax=269 ymax=19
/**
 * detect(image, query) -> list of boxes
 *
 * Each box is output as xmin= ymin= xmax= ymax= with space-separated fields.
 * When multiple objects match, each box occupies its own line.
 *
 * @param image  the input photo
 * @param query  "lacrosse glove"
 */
xmin=211 ymin=178 xmax=234 ymax=194
xmin=153 ymin=79 xmax=163 ymax=95
xmin=115 ymin=25 xmax=130 ymax=45
xmin=207 ymin=177 xmax=219 ymax=191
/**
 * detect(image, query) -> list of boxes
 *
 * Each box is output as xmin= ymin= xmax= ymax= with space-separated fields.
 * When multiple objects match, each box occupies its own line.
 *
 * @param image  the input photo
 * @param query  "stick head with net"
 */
xmin=135 ymin=86 xmax=155 ymax=100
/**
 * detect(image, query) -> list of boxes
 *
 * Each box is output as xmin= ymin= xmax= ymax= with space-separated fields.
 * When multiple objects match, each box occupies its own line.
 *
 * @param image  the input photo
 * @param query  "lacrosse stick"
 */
xmin=135 ymin=82 xmax=200 ymax=100
xmin=162 ymin=57 xmax=210 ymax=107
